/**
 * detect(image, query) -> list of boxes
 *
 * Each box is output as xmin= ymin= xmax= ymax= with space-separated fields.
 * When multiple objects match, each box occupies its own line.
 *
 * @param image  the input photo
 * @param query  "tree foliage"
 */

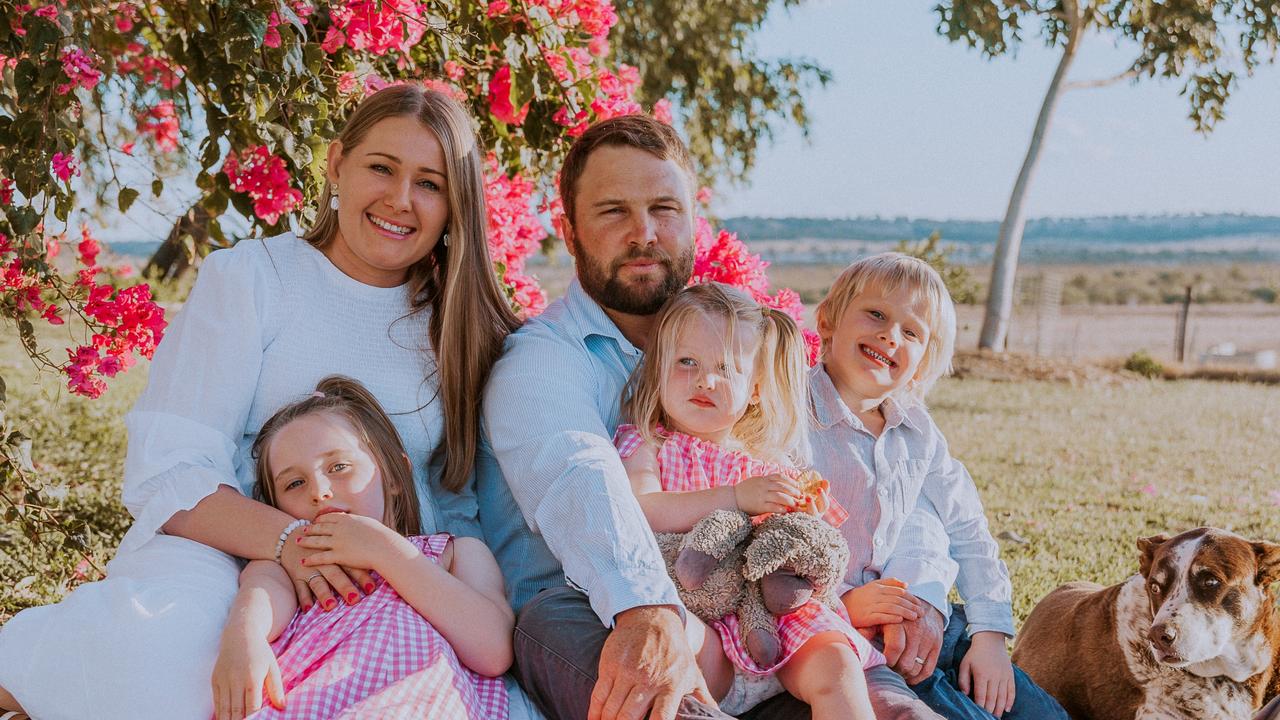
xmin=0 ymin=0 xmax=821 ymax=572
xmin=610 ymin=0 xmax=831 ymax=186
xmin=934 ymin=0 xmax=1280 ymax=350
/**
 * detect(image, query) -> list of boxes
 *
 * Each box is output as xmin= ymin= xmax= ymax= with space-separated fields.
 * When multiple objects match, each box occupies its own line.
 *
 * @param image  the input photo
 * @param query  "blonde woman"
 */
xmin=0 ymin=85 xmax=521 ymax=720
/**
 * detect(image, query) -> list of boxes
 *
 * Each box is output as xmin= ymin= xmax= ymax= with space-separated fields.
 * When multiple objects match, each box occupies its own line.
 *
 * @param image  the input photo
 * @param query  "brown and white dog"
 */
xmin=1012 ymin=527 xmax=1280 ymax=720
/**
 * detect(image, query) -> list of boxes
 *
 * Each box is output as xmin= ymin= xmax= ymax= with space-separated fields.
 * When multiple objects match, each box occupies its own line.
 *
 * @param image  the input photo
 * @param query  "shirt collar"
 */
xmin=809 ymin=363 xmax=919 ymax=434
xmin=564 ymin=278 xmax=642 ymax=358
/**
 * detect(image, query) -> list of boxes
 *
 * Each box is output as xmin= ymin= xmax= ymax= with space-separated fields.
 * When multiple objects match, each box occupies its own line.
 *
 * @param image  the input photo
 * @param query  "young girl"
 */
xmin=614 ymin=282 xmax=882 ymax=719
xmin=811 ymin=253 xmax=1068 ymax=719
xmin=210 ymin=376 xmax=513 ymax=720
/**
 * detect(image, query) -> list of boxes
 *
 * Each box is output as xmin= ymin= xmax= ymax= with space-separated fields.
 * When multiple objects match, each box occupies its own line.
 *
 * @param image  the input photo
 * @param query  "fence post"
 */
xmin=1174 ymin=285 xmax=1192 ymax=363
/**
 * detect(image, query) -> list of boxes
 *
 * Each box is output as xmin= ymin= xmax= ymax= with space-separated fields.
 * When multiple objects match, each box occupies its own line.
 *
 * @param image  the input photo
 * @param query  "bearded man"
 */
xmin=478 ymin=115 xmax=949 ymax=720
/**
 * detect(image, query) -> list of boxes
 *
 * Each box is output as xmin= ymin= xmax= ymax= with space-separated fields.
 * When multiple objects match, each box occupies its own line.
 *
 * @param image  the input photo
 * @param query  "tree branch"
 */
xmin=1065 ymin=67 xmax=1140 ymax=90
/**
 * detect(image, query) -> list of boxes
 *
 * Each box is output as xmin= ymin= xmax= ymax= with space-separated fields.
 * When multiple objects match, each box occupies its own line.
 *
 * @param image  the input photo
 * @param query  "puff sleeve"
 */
xmin=118 ymin=246 xmax=275 ymax=555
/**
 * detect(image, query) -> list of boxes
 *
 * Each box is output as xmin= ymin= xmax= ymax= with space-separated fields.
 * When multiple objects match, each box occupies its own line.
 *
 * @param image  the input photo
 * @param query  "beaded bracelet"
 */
xmin=274 ymin=518 xmax=311 ymax=564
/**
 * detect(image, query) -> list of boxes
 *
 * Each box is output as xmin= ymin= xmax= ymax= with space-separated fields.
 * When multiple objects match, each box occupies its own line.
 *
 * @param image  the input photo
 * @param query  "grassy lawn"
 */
xmin=2 ymin=333 xmax=1278 ymax=625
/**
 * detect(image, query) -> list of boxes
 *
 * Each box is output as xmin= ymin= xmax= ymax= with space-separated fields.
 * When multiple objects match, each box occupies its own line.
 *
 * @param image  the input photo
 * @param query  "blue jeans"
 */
xmin=911 ymin=605 xmax=1068 ymax=720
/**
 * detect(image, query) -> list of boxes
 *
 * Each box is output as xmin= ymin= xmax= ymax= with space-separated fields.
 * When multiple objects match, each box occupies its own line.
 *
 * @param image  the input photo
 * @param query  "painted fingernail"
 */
xmin=363 ymin=582 xmax=375 ymax=593
xmin=323 ymin=598 xmax=336 ymax=610
xmin=296 ymin=536 xmax=302 ymax=543
xmin=346 ymin=592 xmax=358 ymax=604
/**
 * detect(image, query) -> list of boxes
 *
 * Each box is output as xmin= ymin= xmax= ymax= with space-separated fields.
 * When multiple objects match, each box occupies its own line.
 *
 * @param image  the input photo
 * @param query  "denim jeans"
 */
xmin=511 ymin=586 xmax=943 ymax=719
xmin=911 ymin=604 xmax=1069 ymax=720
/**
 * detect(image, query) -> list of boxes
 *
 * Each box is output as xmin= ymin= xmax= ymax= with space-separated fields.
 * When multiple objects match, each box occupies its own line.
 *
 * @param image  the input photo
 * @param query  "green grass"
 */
xmin=3 ymin=331 xmax=1278 ymax=626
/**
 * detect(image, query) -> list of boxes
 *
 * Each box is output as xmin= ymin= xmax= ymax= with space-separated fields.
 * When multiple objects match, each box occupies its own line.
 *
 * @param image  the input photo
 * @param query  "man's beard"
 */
xmin=576 ymin=244 xmax=695 ymax=316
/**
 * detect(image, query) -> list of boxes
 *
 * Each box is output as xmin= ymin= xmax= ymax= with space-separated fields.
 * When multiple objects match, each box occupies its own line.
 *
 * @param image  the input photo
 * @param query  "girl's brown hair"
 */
xmin=253 ymin=376 xmax=422 ymax=536
xmin=622 ymin=283 xmax=811 ymax=467
xmin=304 ymin=84 xmax=521 ymax=492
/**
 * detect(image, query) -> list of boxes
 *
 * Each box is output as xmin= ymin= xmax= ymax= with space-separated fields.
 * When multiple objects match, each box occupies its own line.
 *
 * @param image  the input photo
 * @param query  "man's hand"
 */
xmin=882 ymin=594 xmax=945 ymax=685
xmin=588 ymin=605 xmax=717 ymax=720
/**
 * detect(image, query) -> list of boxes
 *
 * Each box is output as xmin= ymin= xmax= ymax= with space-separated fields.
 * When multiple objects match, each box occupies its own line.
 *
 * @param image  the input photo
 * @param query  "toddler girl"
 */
xmin=210 ymin=376 xmax=513 ymax=720
xmin=614 ymin=282 xmax=882 ymax=719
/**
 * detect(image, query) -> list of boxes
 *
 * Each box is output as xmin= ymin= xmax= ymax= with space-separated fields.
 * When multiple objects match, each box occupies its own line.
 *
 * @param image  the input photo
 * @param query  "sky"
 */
xmin=712 ymin=1 xmax=1280 ymax=220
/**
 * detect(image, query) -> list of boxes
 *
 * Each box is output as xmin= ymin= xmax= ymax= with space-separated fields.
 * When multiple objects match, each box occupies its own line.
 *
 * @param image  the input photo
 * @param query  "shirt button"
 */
xmin=878 ymin=487 xmax=888 ymax=497
xmin=873 ymin=538 xmax=883 ymax=547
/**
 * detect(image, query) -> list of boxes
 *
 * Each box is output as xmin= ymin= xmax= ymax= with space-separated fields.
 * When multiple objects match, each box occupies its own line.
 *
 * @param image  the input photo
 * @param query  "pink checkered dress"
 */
xmin=616 ymin=424 xmax=884 ymax=676
xmin=244 ymin=534 xmax=508 ymax=720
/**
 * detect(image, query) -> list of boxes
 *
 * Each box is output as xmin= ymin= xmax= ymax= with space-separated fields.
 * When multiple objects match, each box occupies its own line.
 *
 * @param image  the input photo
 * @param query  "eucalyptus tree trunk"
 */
xmin=978 ymin=2 xmax=1084 ymax=350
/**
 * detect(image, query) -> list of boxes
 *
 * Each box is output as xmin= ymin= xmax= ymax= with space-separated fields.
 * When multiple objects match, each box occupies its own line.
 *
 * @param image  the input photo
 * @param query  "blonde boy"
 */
xmin=808 ymin=253 xmax=1068 ymax=720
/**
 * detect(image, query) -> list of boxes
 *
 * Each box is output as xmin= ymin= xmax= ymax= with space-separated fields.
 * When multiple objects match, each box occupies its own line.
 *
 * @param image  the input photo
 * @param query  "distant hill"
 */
xmin=721 ymin=214 xmax=1280 ymax=264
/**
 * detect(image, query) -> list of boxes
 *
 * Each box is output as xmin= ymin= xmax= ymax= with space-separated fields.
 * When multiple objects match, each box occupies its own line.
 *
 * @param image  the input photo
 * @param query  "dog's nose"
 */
xmin=1149 ymin=621 xmax=1178 ymax=649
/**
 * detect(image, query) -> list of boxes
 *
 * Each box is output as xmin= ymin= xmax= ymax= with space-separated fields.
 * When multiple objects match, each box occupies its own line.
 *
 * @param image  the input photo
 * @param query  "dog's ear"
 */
xmin=1137 ymin=534 xmax=1169 ymax=577
xmin=1253 ymin=540 xmax=1280 ymax=587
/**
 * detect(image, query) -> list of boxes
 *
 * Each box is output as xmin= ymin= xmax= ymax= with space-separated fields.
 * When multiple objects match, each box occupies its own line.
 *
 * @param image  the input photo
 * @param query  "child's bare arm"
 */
xmin=212 ymin=561 xmax=294 ymax=719
xmin=379 ymin=536 xmax=515 ymax=677
xmin=623 ymin=443 xmax=734 ymax=531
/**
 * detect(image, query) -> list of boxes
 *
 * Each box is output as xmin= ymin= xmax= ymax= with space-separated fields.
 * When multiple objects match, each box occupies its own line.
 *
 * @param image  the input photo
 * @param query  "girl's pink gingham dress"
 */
xmin=245 ymin=534 xmax=507 ymax=720
xmin=615 ymin=424 xmax=884 ymax=676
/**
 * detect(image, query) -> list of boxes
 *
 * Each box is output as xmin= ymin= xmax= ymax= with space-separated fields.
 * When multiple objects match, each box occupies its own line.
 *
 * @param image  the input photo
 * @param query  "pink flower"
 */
xmin=120 ymin=141 xmax=135 ymax=155
xmin=322 ymin=0 xmax=430 ymax=56
xmin=52 ymin=152 xmax=80 ymax=181
xmin=487 ymin=65 xmax=529 ymax=126
xmin=588 ymin=36 xmax=609 ymax=57
xmin=222 ymin=146 xmax=303 ymax=225
xmin=486 ymin=0 xmax=510 ymax=18
xmin=484 ymin=156 xmax=546 ymax=274
xmin=113 ymin=263 xmax=136 ymax=278
xmin=45 ymin=234 xmax=61 ymax=260
xmin=0 ymin=177 xmax=13 ymax=205
xmin=137 ymin=100 xmax=179 ymax=152
xmin=77 ymin=225 xmax=101 ymax=267
xmin=56 ymin=46 xmax=102 ymax=95
xmin=42 ymin=303 xmax=64 ymax=325
xmin=34 ymin=5 xmax=58 ymax=20
xmin=336 ymin=71 xmax=358 ymax=94
xmin=695 ymin=186 xmax=713 ymax=205
xmin=114 ymin=3 xmax=137 ymax=32
xmin=653 ymin=98 xmax=673 ymax=125
xmin=443 ymin=60 xmax=464 ymax=81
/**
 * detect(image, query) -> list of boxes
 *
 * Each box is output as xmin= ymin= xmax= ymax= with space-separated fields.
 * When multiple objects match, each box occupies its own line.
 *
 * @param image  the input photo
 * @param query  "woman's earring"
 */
xmin=442 ymin=226 xmax=450 ymax=247
xmin=329 ymin=182 xmax=339 ymax=210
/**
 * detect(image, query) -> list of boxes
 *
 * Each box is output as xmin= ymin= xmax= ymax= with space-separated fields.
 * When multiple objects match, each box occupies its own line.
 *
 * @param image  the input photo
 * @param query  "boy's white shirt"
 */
xmin=808 ymin=363 xmax=1015 ymax=638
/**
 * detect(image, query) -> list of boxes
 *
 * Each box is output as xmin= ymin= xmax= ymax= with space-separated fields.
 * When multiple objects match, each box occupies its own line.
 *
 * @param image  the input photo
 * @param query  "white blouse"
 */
xmin=117 ymin=233 xmax=476 ymax=555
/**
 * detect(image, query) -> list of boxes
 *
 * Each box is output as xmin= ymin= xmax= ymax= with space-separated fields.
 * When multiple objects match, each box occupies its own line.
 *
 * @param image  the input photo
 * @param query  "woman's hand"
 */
xmin=734 ymin=473 xmax=802 ymax=515
xmin=840 ymin=578 xmax=921 ymax=627
xmin=279 ymin=522 xmax=375 ymax=612
xmin=297 ymin=512 xmax=412 ymax=578
xmin=958 ymin=631 xmax=1016 ymax=717
xmin=211 ymin=624 xmax=284 ymax=720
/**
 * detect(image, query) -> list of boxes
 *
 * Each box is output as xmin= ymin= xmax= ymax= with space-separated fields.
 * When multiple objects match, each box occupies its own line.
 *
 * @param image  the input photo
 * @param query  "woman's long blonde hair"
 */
xmin=253 ymin=376 xmax=421 ymax=535
xmin=623 ymin=283 xmax=811 ymax=467
xmin=304 ymin=85 xmax=521 ymax=492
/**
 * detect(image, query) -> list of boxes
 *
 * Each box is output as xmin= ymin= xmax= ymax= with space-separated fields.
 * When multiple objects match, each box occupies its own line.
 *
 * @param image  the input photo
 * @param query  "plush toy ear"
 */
xmin=1254 ymin=540 xmax=1280 ymax=587
xmin=1137 ymin=534 xmax=1169 ymax=578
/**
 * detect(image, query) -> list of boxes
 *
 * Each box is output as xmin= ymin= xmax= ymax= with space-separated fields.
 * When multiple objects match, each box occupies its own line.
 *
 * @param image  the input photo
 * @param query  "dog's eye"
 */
xmin=1201 ymin=576 xmax=1220 ymax=588
xmin=1149 ymin=581 xmax=1161 ymax=595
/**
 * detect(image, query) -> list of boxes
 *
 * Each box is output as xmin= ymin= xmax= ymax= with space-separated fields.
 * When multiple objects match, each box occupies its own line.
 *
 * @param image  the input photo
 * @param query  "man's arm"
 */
xmin=483 ymin=331 xmax=682 ymax=624
xmin=881 ymin=500 xmax=959 ymax=620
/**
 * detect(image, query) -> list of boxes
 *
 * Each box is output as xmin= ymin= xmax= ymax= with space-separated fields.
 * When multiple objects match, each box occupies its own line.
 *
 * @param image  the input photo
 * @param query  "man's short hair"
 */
xmin=558 ymin=115 xmax=696 ymax=228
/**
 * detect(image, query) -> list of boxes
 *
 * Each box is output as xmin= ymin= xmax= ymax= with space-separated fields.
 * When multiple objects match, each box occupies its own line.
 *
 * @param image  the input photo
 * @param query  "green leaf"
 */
xmin=117 ymin=187 xmax=140 ymax=213
xmin=152 ymin=178 xmax=165 ymax=197
xmin=10 ymin=207 xmax=39 ymax=234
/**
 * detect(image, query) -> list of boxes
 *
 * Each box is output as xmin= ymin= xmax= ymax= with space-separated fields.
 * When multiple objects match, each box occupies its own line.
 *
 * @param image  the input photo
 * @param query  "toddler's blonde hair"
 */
xmin=815 ymin=252 xmax=957 ymax=402
xmin=623 ymin=283 xmax=811 ymax=466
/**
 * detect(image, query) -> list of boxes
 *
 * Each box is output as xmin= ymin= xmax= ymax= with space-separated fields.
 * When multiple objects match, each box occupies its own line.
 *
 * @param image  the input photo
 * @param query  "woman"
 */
xmin=0 ymin=85 xmax=524 ymax=720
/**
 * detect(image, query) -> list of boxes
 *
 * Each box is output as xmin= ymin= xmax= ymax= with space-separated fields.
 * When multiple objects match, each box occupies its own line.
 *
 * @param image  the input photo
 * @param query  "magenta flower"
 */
xmin=52 ymin=152 xmax=80 ymax=182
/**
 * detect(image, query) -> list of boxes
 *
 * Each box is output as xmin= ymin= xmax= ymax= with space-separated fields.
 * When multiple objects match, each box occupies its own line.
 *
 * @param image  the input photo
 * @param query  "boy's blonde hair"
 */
xmin=815 ymin=252 xmax=957 ymax=403
xmin=252 ymin=375 xmax=422 ymax=536
xmin=623 ymin=283 xmax=811 ymax=466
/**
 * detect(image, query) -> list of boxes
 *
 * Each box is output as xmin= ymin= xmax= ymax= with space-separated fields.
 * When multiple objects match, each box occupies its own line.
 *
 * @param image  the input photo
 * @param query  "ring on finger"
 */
xmin=914 ymin=656 xmax=926 ymax=665
xmin=305 ymin=571 xmax=324 ymax=584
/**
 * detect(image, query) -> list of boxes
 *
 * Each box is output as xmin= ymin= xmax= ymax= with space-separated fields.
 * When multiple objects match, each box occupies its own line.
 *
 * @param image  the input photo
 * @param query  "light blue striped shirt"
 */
xmin=809 ymin=364 xmax=1015 ymax=637
xmin=479 ymin=279 xmax=682 ymax=626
